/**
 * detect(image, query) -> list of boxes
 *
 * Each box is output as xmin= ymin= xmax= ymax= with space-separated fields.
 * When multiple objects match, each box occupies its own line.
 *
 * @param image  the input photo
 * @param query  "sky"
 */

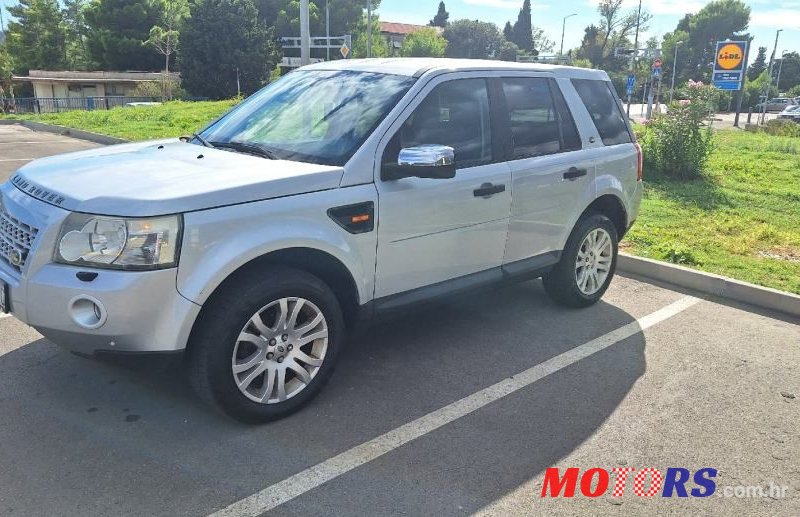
xmin=1 ymin=0 xmax=799 ymax=63
xmin=380 ymin=0 xmax=800 ymax=61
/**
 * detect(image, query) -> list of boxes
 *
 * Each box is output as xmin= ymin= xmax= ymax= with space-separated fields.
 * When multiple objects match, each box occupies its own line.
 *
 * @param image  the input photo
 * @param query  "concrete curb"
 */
xmin=618 ymin=252 xmax=800 ymax=318
xmin=0 ymin=119 xmax=128 ymax=145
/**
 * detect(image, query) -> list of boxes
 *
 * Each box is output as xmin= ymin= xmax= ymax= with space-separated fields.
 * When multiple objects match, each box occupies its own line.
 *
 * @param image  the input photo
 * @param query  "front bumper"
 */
xmin=2 ymin=264 xmax=200 ymax=354
xmin=1 ymin=183 xmax=200 ymax=354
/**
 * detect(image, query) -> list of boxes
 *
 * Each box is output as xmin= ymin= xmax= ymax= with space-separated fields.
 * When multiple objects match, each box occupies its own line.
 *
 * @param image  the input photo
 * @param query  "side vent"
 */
xmin=327 ymin=202 xmax=375 ymax=234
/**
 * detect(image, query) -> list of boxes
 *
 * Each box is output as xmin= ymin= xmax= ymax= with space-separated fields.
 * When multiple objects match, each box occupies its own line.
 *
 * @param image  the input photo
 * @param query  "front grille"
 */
xmin=0 ymin=204 xmax=39 ymax=272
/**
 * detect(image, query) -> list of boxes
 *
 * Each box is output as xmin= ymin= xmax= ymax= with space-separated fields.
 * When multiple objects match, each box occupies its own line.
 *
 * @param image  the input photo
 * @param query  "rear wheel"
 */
xmin=187 ymin=267 xmax=344 ymax=423
xmin=543 ymin=213 xmax=618 ymax=308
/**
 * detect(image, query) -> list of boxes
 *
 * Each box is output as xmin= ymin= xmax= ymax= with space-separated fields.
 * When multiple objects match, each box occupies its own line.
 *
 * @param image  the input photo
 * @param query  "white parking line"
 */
xmin=210 ymin=295 xmax=701 ymax=517
xmin=0 ymin=158 xmax=35 ymax=162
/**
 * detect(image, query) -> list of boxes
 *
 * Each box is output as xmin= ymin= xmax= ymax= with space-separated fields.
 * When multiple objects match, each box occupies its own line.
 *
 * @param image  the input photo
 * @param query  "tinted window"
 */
xmin=571 ymin=79 xmax=632 ymax=146
xmin=501 ymin=77 xmax=581 ymax=159
xmin=383 ymin=79 xmax=492 ymax=169
xmin=201 ymin=70 xmax=415 ymax=166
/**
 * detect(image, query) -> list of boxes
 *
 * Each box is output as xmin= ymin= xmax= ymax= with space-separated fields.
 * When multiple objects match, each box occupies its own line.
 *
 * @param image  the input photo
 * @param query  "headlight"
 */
xmin=56 ymin=213 xmax=182 ymax=270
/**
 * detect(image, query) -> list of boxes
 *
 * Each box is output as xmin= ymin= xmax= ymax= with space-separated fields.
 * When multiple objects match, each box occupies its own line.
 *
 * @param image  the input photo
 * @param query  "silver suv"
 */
xmin=0 ymin=59 xmax=642 ymax=422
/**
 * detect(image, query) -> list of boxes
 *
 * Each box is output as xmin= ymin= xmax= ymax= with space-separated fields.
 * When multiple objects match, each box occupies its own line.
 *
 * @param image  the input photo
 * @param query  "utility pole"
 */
xmin=733 ymin=38 xmax=751 ymax=128
xmin=626 ymin=0 xmax=643 ymax=117
xmin=669 ymin=41 xmax=683 ymax=103
xmin=761 ymin=28 xmax=782 ymax=124
xmin=560 ymin=13 xmax=576 ymax=56
xmin=326 ymin=0 xmax=330 ymax=61
xmin=366 ymin=0 xmax=372 ymax=58
xmin=300 ymin=0 xmax=310 ymax=65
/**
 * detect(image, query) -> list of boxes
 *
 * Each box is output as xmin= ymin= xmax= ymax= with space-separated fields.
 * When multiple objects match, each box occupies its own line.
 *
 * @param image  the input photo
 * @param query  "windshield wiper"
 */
xmin=209 ymin=140 xmax=278 ymax=160
xmin=180 ymin=133 xmax=215 ymax=148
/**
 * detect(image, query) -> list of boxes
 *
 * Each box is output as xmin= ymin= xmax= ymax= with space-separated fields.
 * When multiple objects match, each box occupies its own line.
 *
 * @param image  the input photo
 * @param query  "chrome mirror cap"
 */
xmin=398 ymin=145 xmax=455 ymax=168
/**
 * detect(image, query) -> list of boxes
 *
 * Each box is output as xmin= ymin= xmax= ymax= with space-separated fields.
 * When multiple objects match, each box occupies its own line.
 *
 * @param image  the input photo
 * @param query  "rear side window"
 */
xmin=571 ymin=79 xmax=632 ymax=146
xmin=500 ymin=77 xmax=581 ymax=159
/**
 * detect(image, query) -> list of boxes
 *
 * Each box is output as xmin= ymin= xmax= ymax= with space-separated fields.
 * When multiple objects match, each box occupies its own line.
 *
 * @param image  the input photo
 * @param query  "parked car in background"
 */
xmin=0 ymin=59 xmax=642 ymax=423
xmin=777 ymin=105 xmax=800 ymax=122
xmin=756 ymin=97 xmax=797 ymax=112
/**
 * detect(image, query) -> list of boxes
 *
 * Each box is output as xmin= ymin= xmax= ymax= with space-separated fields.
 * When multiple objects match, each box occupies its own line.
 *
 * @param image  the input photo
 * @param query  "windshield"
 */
xmin=200 ymin=70 xmax=415 ymax=166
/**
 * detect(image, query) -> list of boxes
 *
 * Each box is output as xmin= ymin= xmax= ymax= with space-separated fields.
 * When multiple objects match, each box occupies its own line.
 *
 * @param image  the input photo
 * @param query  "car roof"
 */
xmin=302 ymin=58 xmax=611 ymax=80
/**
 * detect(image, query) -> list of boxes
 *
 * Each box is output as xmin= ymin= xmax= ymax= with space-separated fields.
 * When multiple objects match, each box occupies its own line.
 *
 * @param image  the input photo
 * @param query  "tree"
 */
xmin=531 ymin=26 xmax=554 ymax=54
xmin=511 ymin=0 xmax=532 ymax=51
xmin=661 ymin=30 xmax=689 ymax=86
xmin=503 ymin=21 xmax=513 ymax=41
xmin=400 ymin=27 xmax=446 ymax=57
xmin=179 ymin=0 xmax=279 ymax=99
xmin=775 ymin=52 xmax=800 ymax=92
xmin=268 ymin=0 xmax=375 ymax=40
xmin=498 ymin=40 xmax=518 ymax=62
xmin=443 ymin=19 xmax=504 ymax=59
xmin=747 ymin=46 xmax=767 ymax=81
xmin=85 ymin=0 xmax=164 ymax=70
xmin=676 ymin=0 xmax=750 ymax=82
xmin=146 ymin=0 xmax=189 ymax=99
xmin=5 ymin=0 xmax=66 ymax=73
xmin=430 ymin=1 xmax=448 ymax=28
xmin=350 ymin=13 xmax=389 ymax=58
xmin=62 ymin=0 xmax=93 ymax=70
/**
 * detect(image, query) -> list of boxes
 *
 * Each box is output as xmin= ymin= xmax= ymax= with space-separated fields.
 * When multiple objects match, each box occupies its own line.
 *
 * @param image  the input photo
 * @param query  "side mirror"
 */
xmin=382 ymin=144 xmax=456 ymax=180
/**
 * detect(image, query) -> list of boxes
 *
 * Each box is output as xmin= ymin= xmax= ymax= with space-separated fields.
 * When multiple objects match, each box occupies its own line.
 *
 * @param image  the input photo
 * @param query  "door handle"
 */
xmin=473 ymin=182 xmax=506 ymax=198
xmin=563 ymin=167 xmax=588 ymax=180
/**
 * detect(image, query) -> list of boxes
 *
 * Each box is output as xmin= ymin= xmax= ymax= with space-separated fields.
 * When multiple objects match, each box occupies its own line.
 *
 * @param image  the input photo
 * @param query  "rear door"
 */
xmin=497 ymin=75 xmax=595 ymax=267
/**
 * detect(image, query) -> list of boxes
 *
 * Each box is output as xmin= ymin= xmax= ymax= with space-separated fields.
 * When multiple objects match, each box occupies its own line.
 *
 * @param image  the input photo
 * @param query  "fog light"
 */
xmin=68 ymin=295 xmax=107 ymax=329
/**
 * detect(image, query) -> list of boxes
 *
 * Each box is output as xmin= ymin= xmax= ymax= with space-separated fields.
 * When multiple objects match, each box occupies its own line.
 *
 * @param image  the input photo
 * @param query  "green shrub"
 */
xmin=639 ymin=80 xmax=718 ymax=180
xmin=763 ymin=119 xmax=800 ymax=137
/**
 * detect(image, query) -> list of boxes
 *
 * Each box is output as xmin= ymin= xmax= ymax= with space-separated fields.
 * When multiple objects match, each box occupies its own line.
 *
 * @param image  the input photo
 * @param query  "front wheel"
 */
xmin=187 ymin=267 xmax=344 ymax=423
xmin=543 ymin=213 xmax=618 ymax=308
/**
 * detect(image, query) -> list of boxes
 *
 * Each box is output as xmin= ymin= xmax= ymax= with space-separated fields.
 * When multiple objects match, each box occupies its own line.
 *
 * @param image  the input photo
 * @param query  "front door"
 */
xmin=374 ymin=76 xmax=512 ymax=299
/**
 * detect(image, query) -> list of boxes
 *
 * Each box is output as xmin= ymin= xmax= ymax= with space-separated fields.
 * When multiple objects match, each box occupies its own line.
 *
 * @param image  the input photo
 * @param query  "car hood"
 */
xmin=9 ymin=139 xmax=344 ymax=217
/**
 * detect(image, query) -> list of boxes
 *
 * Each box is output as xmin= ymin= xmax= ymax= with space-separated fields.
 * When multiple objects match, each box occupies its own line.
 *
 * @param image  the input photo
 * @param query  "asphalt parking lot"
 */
xmin=0 ymin=124 xmax=798 ymax=516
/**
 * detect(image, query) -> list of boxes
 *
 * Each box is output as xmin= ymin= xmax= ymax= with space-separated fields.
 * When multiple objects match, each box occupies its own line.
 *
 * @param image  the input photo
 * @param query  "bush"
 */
xmin=639 ymin=80 xmax=717 ymax=180
xmin=763 ymin=119 xmax=800 ymax=137
xmin=132 ymin=79 xmax=188 ymax=100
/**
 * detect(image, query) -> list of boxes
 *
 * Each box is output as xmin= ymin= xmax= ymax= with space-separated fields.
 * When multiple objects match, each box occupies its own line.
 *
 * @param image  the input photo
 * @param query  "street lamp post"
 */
xmin=776 ymin=50 xmax=788 ymax=92
xmin=761 ymin=29 xmax=783 ymax=124
xmin=669 ymin=41 xmax=683 ymax=103
xmin=560 ymin=13 xmax=577 ymax=56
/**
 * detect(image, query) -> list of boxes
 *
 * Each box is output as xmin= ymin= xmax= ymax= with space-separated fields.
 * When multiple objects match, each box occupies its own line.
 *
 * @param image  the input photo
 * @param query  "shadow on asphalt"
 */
xmin=0 ymin=279 xmax=645 ymax=516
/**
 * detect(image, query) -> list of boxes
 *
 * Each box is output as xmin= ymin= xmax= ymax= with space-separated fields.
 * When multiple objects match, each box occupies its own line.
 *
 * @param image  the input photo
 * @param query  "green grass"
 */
xmin=2 ymin=100 xmax=237 ymax=140
xmin=4 ymin=104 xmax=800 ymax=294
xmin=625 ymin=130 xmax=800 ymax=294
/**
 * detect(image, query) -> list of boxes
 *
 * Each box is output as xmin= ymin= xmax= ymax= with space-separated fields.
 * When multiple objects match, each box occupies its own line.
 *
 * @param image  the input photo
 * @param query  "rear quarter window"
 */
xmin=571 ymin=79 xmax=632 ymax=146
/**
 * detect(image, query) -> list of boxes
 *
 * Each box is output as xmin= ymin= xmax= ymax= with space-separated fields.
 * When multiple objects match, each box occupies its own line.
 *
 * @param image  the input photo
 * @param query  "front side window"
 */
xmin=571 ymin=78 xmax=632 ymax=146
xmin=201 ymin=70 xmax=415 ymax=166
xmin=383 ymin=78 xmax=492 ymax=170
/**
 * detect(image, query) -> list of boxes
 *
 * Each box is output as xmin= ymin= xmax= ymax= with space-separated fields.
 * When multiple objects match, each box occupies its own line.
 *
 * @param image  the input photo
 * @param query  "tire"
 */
xmin=187 ymin=266 xmax=344 ymax=423
xmin=542 ymin=213 xmax=618 ymax=308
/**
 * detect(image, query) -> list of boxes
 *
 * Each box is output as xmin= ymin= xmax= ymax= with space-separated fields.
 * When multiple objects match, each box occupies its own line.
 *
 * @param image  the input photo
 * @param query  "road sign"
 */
xmin=712 ymin=41 xmax=747 ymax=91
xmin=626 ymin=74 xmax=636 ymax=95
xmin=654 ymin=58 xmax=662 ymax=68
xmin=340 ymin=43 xmax=350 ymax=59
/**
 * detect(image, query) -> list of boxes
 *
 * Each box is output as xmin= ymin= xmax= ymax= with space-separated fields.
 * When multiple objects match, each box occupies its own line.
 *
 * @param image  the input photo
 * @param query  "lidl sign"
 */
xmin=712 ymin=41 xmax=747 ymax=91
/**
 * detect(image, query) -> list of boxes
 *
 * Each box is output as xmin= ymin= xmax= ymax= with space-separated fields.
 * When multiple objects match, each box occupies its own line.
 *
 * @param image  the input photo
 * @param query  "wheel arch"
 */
xmin=580 ymin=194 xmax=628 ymax=240
xmin=191 ymin=247 xmax=363 ymax=340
